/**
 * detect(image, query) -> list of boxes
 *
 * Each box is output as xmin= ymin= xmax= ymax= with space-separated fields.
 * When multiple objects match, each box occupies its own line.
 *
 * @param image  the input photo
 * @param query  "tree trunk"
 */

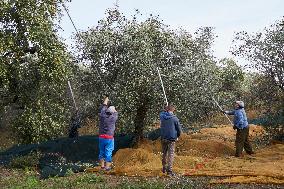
xmin=133 ymin=99 xmax=149 ymax=147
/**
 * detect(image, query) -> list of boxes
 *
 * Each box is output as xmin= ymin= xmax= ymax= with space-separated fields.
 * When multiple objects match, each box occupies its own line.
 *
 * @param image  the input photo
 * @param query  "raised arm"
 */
xmin=99 ymin=97 xmax=110 ymax=117
xmin=224 ymin=110 xmax=235 ymax=115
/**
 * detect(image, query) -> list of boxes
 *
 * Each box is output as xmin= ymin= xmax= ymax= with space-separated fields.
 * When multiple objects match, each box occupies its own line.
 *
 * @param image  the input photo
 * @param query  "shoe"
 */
xmin=247 ymin=151 xmax=255 ymax=155
xmin=235 ymin=154 xmax=244 ymax=158
xmin=167 ymin=171 xmax=176 ymax=177
xmin=105 ymin=162 xmax=112 ymax=171
xmin=99 ymin=159 xmax=105 ymax=168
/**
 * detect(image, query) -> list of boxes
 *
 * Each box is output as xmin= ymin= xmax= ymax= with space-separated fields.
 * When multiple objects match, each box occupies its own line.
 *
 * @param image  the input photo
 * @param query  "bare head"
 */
xmin=165 ymin=104 xmax=176 ymax=113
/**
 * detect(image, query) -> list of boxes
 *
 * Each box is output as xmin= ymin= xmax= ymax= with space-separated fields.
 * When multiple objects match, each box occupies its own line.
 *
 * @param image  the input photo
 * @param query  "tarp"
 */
xmin=0 ymin=135 xmax=132 ymax=178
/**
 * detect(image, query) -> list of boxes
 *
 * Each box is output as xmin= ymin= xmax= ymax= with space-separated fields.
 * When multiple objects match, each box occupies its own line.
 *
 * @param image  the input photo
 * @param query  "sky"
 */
xmin=59 ymin=0 xmax=284 ymax=65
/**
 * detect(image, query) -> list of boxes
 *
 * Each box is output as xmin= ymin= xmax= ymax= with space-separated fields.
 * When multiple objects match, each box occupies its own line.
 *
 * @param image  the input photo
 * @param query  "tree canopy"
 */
xmin=74 ymin=8 xmax=221 ymax=142
xmin=0 ymin=3 xmax=282 ymax=144
xmin=233 ymin=18 xmax=284 ymax=91
xmin=0 ymin=0 xmax=71 ymax=143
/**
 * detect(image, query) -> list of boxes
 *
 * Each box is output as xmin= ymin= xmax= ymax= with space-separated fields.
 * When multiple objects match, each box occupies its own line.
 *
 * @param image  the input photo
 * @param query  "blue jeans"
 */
xmin=99 ymin=138 xmax=114 ymax=162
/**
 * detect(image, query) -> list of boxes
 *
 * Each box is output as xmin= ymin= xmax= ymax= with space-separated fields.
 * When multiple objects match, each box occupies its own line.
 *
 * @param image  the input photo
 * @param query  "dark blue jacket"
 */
xmin=99 ymin=105 xmax=118 ymax=136
xmin=160 ymin=111 xmax=182 ymax=141
xmin=226 ymin=108 xmax=248 ymax=129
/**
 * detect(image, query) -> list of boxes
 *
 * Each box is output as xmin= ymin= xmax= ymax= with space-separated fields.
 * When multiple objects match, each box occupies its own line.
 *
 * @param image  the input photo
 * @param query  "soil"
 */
xmin=110 ymin=125 xmax=284 ymax=184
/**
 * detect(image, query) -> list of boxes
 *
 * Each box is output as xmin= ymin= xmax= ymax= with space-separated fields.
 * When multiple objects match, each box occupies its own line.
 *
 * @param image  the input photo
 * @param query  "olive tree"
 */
xmin=0 ymin=0 xmax=71 ymax=143
xmin=233 ymin=18 xmax=284 ymax=129
xmin=75 ymin=9 xmax=220 ymax=143
xmin=232 ymin=18 xmax=284 ymax=91
xmin=218 ymin=58 xmax=244 ymax=93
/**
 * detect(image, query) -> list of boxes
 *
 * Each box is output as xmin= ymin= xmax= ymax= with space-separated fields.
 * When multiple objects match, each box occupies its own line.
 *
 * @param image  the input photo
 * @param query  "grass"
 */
xmin=0 ymin=168 xmax=106 ymax=189
xmin=1 ymin=166 xmax=283 ymax=189
xmin=0 ymin=167 xmax=224 ymax=189
xmin=117 ymin=178 xmax=164 ymax=189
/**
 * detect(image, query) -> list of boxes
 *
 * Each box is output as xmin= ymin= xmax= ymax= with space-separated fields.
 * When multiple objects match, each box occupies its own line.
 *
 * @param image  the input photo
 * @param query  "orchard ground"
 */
xmin=0 ymin=120 xmax=283 ymax=188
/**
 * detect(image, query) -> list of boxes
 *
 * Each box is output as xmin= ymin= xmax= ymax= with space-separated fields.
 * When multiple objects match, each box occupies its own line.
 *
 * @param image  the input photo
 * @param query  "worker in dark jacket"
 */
xmin=68 ymin=110 xmax=82 ymax=139
xmin=160 ymin=104 xmax=182 ymax=176
xmin=98 ymin=97 xmax=118 ymax=171
xmin=223 ymin=101 xmax=254 ymax=157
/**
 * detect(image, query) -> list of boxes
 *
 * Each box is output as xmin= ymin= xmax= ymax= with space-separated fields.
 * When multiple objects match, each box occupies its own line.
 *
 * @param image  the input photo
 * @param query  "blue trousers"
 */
xmin=99 ymin=138 xmax=114 ymax=162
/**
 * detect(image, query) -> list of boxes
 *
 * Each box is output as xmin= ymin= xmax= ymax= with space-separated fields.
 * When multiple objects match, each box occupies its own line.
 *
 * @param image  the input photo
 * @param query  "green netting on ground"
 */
xmin=0 ymin=135 xmax=132 ymax=178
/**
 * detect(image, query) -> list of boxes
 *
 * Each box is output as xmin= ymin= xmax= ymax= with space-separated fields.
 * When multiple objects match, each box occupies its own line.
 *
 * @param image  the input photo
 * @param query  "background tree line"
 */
xmin=0 ymin=2 xmax=283 ymax=144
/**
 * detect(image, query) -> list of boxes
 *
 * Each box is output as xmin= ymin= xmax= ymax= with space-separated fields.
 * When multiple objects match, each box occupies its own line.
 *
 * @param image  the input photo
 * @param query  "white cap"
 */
xmin=236 ymin=101 xmax=244 ymax=108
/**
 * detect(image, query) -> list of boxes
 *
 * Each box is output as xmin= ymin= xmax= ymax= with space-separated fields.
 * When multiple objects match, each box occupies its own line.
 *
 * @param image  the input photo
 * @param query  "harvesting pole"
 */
xmin=68 ymin=80 xmax=78 ymax=111
xmin=212 ymin=96 xmax=233 ymax=125
xmin=62 ymin=2 xmax=114 ymax=92
xmin=157 ymin=67 xmax=168 ymax=106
